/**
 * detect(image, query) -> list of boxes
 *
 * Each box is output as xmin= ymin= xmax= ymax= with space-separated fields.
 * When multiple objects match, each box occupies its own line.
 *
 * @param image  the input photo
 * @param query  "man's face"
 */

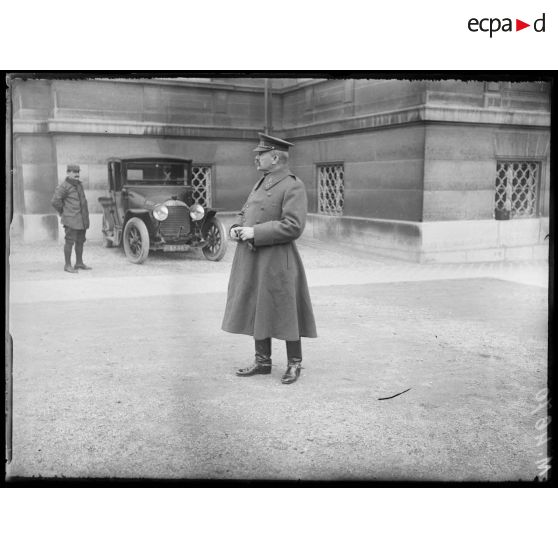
xmin=68 ymin=170 xmax=80 ymax=180
xmin=255 ymin=150 xmax=276 ymax=172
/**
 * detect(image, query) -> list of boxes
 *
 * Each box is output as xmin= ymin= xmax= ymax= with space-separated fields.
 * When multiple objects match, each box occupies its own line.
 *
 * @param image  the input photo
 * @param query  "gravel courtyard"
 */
xmin=6 ymin=238 xmax=549 ymax=481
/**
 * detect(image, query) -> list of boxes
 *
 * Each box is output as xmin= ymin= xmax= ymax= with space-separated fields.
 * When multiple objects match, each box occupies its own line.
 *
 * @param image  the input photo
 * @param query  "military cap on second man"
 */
xmin=253 ymin=132 xmax=294 ymax=153
xmin=67 ymin=164 xmax=80 ymax=172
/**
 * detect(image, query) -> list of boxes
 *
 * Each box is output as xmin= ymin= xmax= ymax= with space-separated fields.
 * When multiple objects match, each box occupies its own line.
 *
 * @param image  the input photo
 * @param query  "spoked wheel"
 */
xmin=202 ymin=217 xmax=227 ymax=261
xmin=123 ymin=217 xmax=150 ymax=264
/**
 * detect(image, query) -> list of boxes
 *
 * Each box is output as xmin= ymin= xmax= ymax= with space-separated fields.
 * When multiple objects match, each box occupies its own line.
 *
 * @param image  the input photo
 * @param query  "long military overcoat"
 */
xmin=222 ymin=169 xmax=317 ymax=341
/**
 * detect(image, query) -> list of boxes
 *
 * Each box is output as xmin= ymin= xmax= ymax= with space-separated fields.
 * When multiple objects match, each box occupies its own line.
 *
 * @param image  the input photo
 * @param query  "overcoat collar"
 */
xmin=66 ymin=177 xmax=82 ymax=187
xmin=253 ymin=175 xmax=266 ymax=192
xmin=261 ymin=168 xmax=291 ymax=191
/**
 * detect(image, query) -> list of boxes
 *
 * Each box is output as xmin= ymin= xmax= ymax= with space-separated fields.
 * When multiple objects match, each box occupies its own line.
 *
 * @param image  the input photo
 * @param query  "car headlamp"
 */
xmin=189 ymin=203 xmax=205 ymax=221
xmin=153 ymin=204 xmax=169 ymax=221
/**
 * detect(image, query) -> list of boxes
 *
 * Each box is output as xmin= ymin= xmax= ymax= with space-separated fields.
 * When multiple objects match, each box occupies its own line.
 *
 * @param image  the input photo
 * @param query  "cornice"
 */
xmin=92 ymin=77 xmax=327 ymax=94
xmin=12 ymin=105 xmax=550 ymax=138
xmin=12 ymin=118 xmax=261 ymax=139
xmin=280 ymin=105 xmax=550 ymax=139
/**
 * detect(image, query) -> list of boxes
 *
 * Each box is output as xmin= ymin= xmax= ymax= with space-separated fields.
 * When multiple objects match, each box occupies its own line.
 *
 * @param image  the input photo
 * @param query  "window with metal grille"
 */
xmin=317 ymin=164 xmax=344 ymax=216
xmin=191 ymin=165 xmax=213 ymax=206
xmin=495 ymin=161 xmax=540 ymax=219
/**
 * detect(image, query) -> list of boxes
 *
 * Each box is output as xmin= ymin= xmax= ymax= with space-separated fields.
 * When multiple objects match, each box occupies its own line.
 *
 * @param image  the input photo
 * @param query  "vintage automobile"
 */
xmin=98 ymin=157 xmax=227 ymax=263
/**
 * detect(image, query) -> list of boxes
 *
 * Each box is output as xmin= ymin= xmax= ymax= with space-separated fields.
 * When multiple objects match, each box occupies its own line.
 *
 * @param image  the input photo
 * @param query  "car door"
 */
xmin=110 ymin=160 xmax=125 ymax=227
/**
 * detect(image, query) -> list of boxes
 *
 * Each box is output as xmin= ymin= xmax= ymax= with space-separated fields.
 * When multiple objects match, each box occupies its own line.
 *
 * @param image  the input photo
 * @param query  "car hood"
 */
xmin=126 ymin=185 xmax=189 ymax=207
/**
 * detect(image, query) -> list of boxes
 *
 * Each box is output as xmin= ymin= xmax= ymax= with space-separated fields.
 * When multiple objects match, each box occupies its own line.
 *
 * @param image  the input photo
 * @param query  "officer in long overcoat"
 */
xmin=222 ymin=133 xmax=317 ymax=384
xmin=51 ymin=164 xmax=91 ymax=273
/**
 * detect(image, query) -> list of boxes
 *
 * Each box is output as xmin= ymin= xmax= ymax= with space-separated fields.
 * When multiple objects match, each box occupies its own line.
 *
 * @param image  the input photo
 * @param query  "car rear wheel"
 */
xmin=123 ymin=217 xmax=150 ymax=264
xmin=202 ymin=217 xmax=227 ymax=261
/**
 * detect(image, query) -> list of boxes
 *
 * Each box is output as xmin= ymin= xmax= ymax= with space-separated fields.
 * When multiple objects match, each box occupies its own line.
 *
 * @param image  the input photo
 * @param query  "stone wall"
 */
xmin=9 ymin=76 xmax=551 ymax=261
xmin=10 ymin=78 xmax=267 ymax=222
xmin=280 ymin=78 xmax=550 ymax=226
xmin=289 ymin=125 xmax=426 ymax=221
xmin=423 ymin=124 xmax=550 ymax=221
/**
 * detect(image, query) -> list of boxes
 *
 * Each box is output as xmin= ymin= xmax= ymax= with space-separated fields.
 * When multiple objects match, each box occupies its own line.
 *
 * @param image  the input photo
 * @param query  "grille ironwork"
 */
xmin=495 ymin=161 xmax=540 ymax=218
xmin=317 ymin=164 xmax=344 ymax=216
xmin=159 ymin=205 xmax=190 ymax=237
xmin=192 ymin=165 xmax=212 ymax=206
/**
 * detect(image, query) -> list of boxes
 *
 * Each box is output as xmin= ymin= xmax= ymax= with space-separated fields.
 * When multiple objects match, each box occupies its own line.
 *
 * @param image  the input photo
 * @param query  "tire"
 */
xmin=102 ymin=215 xmax=114 ymax=248
xmin=123 ymin=217 xmax=150 ymax=264
xmin=202 ymin=217 xmax=227 ymax=261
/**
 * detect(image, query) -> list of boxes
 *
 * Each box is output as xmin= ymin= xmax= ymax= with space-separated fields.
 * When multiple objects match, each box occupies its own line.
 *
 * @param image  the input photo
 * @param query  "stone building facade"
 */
xmin=8 ymin=77 xmax=550 ymax=262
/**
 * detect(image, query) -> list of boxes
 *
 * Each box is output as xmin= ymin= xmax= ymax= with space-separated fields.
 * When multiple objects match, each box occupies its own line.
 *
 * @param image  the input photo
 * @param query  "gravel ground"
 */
xmin=8 ymin=236 xmax=548 ymax=286
xmin=8 ymin=236 xmax=389 ymax=281
xmin=7 ymin=238 xmax=549 ymax=482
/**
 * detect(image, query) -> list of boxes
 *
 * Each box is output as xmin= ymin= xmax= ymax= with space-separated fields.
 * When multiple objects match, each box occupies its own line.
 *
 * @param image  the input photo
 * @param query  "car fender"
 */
xmin=201 ymin=209 xmax=217 ymax=224
xmin=124 ymin=209 xmax=153 ymax=232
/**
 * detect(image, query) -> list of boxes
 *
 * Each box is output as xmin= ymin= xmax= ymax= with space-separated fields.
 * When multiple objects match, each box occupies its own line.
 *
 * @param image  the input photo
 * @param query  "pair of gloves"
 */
xmin=230 ymin=225 xmax=255 ymax=251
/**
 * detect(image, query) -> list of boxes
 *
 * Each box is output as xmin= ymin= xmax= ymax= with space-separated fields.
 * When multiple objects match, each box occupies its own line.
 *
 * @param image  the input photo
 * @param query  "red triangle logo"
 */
xmin=516 ymin=19 xmax=530 ymax=31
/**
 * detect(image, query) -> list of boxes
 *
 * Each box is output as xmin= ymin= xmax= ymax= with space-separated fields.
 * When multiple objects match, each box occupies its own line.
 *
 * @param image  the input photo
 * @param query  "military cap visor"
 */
xmin=67 ymin=164 xmax=80 ymax=172
xmin=253 ymin=133 xmax=294 ymax=153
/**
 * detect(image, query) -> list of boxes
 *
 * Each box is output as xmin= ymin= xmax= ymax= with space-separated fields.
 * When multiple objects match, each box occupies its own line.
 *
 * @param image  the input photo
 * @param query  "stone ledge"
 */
xmin=10 ymin=214 xmax=104 ymax=243
xmin=282 ymin=105 xmax=550 ymax=139
xmin=13 ymin=104 xmax=550 ymax=139
xmin=12 ymin=118 xmax=261 ymax=139
xmin=305 ymin=214 xmax=549 ymax=263
xmin=10 ymin=212 xmax=550 ymax=264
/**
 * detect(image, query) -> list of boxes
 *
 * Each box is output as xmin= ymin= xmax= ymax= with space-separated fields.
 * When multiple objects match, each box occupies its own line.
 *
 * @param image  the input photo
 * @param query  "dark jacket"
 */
xmin=222 ymin=168 xmax=317 ymax=341
xmin=51 ymin=178 xmax=90 ymax=230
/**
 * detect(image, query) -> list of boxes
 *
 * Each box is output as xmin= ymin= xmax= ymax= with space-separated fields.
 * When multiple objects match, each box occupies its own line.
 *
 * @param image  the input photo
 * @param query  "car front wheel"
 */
xmin=123 ymin=217 xmax=150 ymax=264
xmin=202 ymin=217 xmax=227 ymax=261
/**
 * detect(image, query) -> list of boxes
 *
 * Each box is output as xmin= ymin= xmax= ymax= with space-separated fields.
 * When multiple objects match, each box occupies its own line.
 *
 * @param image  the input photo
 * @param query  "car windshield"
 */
xmin=125 ymin=162 xmax=188 ymax=185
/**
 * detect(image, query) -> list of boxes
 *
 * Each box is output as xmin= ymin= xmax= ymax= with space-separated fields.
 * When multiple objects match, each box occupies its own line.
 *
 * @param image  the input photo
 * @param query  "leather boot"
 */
xmin=281 ymin=359 xmax=302 ymax=384
xmin=236 ymin=353 xmax=272 ymax=377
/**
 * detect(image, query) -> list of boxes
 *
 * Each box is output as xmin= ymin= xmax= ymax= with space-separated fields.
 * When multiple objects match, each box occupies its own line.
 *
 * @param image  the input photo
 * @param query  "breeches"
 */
xmin=64 ymin=227 xmax=86 ymax=245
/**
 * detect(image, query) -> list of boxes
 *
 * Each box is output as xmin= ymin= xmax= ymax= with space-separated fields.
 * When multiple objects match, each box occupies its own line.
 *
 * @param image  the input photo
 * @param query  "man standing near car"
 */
xmin=222 ymin=133 xmax=317 ymax=385
xmin=51 ymin=164 xmax=91 ymax=273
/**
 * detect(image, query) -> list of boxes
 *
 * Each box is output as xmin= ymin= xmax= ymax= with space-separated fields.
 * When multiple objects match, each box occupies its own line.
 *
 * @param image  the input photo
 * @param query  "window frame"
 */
xmin=495 ymin=158 xmax=542 ymax=219
xmin=316 ymin=161 xmax=345 ymax=217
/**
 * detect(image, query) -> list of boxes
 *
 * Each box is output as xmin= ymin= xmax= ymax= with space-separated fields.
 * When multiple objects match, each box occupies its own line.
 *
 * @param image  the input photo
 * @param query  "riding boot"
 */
xmin=282 ymin=339 xmax=302 ymax=384
xmin=286 ymin=339 xmax=302 ymax=361
xmin=236 ymin=338 xmax=272 ymax=376
xmin=281 ymin=358 xmax=302 ymax=384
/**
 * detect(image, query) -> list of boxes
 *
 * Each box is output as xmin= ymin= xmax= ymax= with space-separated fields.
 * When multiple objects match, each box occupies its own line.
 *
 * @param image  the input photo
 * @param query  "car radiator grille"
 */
xmin=159 ymin=206 xmax=190 ymax=237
